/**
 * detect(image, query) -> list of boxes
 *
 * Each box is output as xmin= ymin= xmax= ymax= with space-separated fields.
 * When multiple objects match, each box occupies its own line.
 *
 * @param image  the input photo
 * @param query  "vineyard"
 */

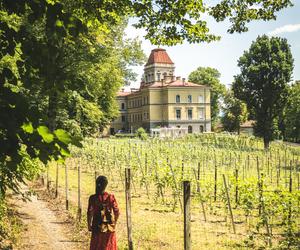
xmin=46 ymin=134 xmax=300 ymax=249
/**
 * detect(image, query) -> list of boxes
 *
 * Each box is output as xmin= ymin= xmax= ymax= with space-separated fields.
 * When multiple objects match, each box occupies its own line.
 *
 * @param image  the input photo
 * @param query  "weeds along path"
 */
xmin=13 ymin=185 xmax=84 ymax=250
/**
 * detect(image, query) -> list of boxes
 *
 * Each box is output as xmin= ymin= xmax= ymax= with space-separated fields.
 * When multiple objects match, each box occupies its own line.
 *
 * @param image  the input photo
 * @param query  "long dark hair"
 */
xmin=95 ymin=176 xmax=108 ymax=194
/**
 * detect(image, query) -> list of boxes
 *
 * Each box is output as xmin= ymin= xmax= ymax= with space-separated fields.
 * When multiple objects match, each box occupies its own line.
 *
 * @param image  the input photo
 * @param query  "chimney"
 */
xmin=176 ymin=76 xmax=181 ymax=81
xmin=182 ymin=78 xmax=186 ymax=85
xmin=161 ymin=79 xmax=165 ymax=86
xmin=121 ymin=88 xmax=125 ymax=92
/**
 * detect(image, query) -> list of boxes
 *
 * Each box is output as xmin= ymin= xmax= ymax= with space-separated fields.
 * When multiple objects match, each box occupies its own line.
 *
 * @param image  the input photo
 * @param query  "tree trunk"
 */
xmin=263 ymin=137 xmax=270 ymax=149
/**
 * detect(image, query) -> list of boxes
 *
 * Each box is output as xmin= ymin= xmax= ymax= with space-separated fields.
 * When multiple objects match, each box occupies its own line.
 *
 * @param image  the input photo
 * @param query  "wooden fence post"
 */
xmin=183 ymin=181 xmax=191 ymax=250
xmin=55 ymin=162 xmax=59 ymax=198
xmin=214 ymin=155 xmax=218 ymax=202
xmin=125 ymin=168 xmax=133 ymax=250
xmin=65 ymin=162 xmax=69 ymax=210
xmin=222 ymin=174 xmax=236 ymax=234
xmin=47 ymin=165 xmax=50 ymax=190
xmin=235 ymin=169 xmax=239 ymax=206
xmin=77 ymin=158 xmax=82 ymax=221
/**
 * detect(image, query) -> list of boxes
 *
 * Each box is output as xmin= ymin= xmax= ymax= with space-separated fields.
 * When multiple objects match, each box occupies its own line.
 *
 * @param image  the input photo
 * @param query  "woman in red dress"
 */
xmin=87 ymin=176 xmax=120 ymax=250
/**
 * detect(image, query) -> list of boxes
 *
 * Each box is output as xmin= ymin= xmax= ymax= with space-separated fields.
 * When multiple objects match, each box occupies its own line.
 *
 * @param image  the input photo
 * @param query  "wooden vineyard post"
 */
xmin=222 ymin=174 xmax=236 ymax=234
xmin=197 ymin=162 xmax=200 ymax=193
xmin=65 ymin=162 xmax=69 ymax=210
xmin=55 ymin=162 xmax=59 ymax=198
xmin=47 ymin=165 xmax=50 ymax=191
xmin=183 ymin=181 xmax=191 ymax=250
xmin=214 ymin=154 xmax=218 ymax=202
xmin=77 ymin=158 xmax=82 ymax=221
xmin=182 ymin=160 xmax=185 ymax=181
xmin=247 ymin=155 xmax=250 ymax=171
xmin=235 ymin=169 xmax=239 ymax=206
xmin=125 ymin=168 xmax=133 ymax=250
xmin=288 ymin=160 xmax=292 ymax=222
xmin=193 ymin=169 xmax=207 ymax=222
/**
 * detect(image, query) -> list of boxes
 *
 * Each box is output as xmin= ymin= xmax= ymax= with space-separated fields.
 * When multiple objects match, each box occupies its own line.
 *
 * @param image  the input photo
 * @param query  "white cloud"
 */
xmin=268 ymin=23 xmax=300 ymax=36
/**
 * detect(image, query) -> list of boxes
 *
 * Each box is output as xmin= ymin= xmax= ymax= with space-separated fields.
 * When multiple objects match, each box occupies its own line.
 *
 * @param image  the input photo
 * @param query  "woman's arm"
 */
xmin=87 ymin=196 xmax=94 ymax=231
xmin=111 ymin=194 xmax=120 ymax=224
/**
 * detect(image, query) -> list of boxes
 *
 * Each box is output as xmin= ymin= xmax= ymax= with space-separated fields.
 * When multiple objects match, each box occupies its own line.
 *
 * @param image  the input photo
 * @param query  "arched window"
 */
xmin=188 ymin=95 xmax=192 ymax=103
xmin=157 ymin=72 xmax=161 ymax=81
xmin=176 ymin=95 xmax=180 ymax=103
xmin=200 ymin=125 xmax=204 ymax=133
xmin=188 ymin=125 xmax=193 ymax=134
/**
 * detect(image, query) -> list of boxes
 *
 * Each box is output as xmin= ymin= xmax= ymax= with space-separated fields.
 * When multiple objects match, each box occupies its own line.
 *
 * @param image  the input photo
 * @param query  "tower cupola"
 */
xmin=143 ymin=48 xmax=175 ymax=83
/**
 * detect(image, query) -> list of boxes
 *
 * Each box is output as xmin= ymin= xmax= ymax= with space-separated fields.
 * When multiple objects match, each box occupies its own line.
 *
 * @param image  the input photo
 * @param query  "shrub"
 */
xmin=135 ymin=127 xmax=148 ymax=140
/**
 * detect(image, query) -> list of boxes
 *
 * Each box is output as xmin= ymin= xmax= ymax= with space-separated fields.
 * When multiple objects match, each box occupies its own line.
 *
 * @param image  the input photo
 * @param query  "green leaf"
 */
xmin=21 ymin=122 xmax=34 ymax=134
xmin=54 ymin=129 xmax=72 ymax=145
xmin=60 ymin=147 xmax=70 ymax=157
xmin=37 ymin=126 xmax=54 ymax=143
xmin=55 ymin=19 xmax=63 ymax=27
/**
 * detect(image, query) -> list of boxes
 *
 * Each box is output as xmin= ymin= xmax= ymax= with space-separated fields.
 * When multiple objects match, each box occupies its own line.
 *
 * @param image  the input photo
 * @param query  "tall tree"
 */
xmin=221 ymin=91 xmax=248 ymax=134
xmin=188 ymin=67 xmax=226 ymax=130
xmin=233 ymin=35 xmax=294 ymax=149
xmin=284 ymin=81 xmax=300 ymax=142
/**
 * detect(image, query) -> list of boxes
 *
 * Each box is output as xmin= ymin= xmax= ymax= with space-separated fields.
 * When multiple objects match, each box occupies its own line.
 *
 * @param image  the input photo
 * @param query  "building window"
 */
xmin=188 ymin=125 xmax=193 ymax=133
xmin=198 ymin=95 xmax=204 ymax=103
xmin=188 ymin=109 xmax=193 ymax=120
xmin=199 ymin=108 xmax=204 ymax=119
xmin=121 ymin=103 xmax=125 ymax=110
xmin=176 ymin=95 xmax=180 ymax=103
xmin=200 ymin=125 xmax=204 ymax=133
xmin=176 ymin=109 xmax=181 ymax=120
xmin=121 ymin=115 xmax=125 ymax=122
xmin=157 ymin=72 xmax=161 ymax=81
xmin=188 ymin=95 xmax=192 ymax=103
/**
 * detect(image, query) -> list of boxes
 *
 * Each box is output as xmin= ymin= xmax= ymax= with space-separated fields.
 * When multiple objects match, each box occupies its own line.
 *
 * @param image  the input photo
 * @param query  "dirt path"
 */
xmin=12 ymin=186 xmax=84 ymax=250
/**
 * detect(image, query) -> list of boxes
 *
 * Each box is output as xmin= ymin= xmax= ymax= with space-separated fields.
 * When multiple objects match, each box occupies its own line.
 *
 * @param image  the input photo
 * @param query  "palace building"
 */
xmin=111 ymin=48 xmax=211 ymax=134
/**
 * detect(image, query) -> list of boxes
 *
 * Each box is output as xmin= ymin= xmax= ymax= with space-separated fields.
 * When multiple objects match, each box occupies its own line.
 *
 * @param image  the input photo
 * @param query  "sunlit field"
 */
xmin=46 ymin=134 xmax=300 ymax=249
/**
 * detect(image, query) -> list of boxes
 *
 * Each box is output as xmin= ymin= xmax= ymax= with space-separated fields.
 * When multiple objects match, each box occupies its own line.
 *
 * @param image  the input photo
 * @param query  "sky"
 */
xmin=125 ymin=1 xmax=300 ymax=89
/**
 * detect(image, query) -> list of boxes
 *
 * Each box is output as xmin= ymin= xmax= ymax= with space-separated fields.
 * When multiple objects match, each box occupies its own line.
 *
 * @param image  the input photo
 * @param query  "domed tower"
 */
xmin=143 ymin=48 xmax=175 ymax=84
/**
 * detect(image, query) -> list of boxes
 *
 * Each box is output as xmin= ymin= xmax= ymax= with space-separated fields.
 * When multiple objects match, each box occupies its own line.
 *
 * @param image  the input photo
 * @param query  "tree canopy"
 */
xmin=188 ymin=67 xmax=226 ymax=130
xmin=221 ymin=91 xmax=248 ymax=134
xmin=233 ymin=35 xmax=294 ymax=148
xmin=284 ymin=81 xmax=300 ymax=142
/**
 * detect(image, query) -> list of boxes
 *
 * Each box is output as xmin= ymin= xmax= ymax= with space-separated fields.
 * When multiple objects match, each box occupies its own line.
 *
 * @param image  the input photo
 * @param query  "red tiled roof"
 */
xmin=117 ymin=91 xmax=131 ymax=97
xmin=147 ymin=80 xmax=205 ymax=88
xmin=145 ymin=48 xmax=174 ymax=66
xmin=168 ymin=80 xmax=203 ymax=87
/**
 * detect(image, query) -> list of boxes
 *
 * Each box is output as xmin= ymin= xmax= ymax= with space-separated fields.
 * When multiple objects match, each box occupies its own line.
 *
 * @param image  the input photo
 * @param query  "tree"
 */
xmin=0 ymin=0 xmax=294 ymax=196
xmin=221 ymin=91 xmax=248 ymax=134
xmin=233 ymin=35 xmax=294 ymax=149
xmin=188 ymin=67 xmax=226 ymax=130
xmin=284 ymin=81 xmax=300 ymax=142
